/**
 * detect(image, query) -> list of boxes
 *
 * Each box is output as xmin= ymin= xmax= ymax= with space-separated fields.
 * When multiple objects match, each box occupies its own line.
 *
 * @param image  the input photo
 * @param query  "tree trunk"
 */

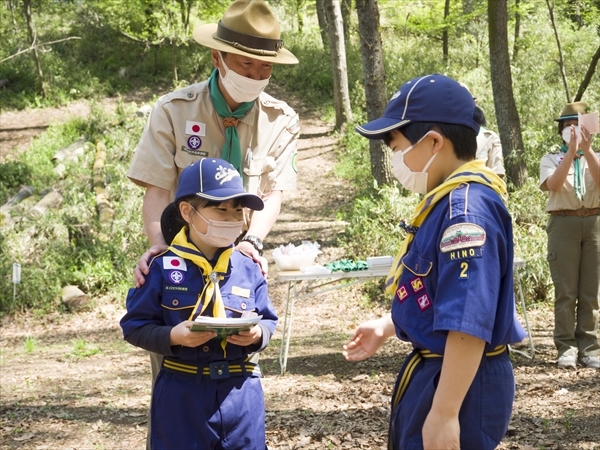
xmin=488 ymin=0 xmax=527 ymax=189
xmin=297 ymin=0 xmax=306 ymax=34
xmin=355 ymin=0 xmax=393 ymax=187
xmin=546 ymin=0 xmax=571 ymax=102
xmin=22 ymin=0 xmax=46 ymax=97
xmin=316 ymin=0 xmax=329 ymax=50
xmin=442 ymin=0 xmax=450 ymax=65
xmin=341 ymin=0 xmax=351 ymax=43
xmin=513 ymin=0 xmax=521 ymax=59
xmin=324 ymin=0 xmax=352 ymax=132
xmin=574 ymin=44 xmax=600 ymax=102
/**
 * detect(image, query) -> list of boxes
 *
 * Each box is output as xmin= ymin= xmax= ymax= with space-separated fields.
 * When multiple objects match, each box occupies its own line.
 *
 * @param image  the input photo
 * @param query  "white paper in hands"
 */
xmin=578 ymin=112 xmax=599 ymax=134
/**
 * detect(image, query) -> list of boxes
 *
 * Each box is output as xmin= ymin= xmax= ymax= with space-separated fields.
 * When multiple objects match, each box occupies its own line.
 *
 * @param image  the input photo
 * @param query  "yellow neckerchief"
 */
xmin=169 ymin=227 xmax=233 ymax=354
xmin=385 ymin=160 xmax=507 ymax=296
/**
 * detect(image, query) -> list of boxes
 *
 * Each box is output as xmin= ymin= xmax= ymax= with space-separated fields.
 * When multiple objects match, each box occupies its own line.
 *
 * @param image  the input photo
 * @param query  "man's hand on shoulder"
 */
xmin=134 ymin=244 xmax=169 ymax=288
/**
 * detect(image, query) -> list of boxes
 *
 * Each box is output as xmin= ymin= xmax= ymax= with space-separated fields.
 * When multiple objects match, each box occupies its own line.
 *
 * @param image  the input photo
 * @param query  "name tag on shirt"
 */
xmin=232 ymin=286 xmax=250 ymax=298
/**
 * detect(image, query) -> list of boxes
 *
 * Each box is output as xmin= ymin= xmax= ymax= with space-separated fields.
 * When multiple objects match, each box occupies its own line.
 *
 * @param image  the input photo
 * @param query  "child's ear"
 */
xmin=179 ymin=202 xmax=194 ymax=223
xmin=427 ymin=130 xmax=445 ymax=154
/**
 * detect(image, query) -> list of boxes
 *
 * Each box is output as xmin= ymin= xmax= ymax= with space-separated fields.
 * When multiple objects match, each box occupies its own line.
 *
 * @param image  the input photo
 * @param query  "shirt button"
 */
xmin=241 ymin=302 xmax=247 ymax=310
xmin=172 ymin=299 xmax=179 ymax=306
xmin=187 ymin=92 xmax=193 ymax=98
xmin=203 ymin=346 xmax=210 ymax=353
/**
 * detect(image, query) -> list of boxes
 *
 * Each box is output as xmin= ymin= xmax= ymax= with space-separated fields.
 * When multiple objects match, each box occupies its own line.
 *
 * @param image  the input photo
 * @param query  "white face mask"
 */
xmin=561 ymin=125 xmax=581 ymax=145
xmin=219 ymin=53 xmax=270 ymax=103
xmin=190 ymin=209 xmax=244 ymax=248
xmin=391 ymin=133 xmax=437 ymax=195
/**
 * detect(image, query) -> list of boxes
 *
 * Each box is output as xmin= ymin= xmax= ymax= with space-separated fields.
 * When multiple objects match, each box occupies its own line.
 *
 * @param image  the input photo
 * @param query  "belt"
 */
xmin=549 ymin=208 xmax=600 ymax=217
xmin=387 ymin=344 xmax=507 ymax=450
xmin=162 ymin=358 xmax=261 ymax=380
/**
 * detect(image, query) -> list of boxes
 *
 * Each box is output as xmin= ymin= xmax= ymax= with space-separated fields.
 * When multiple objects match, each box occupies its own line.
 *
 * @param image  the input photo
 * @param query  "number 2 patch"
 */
xmin=459 ymin=261 xmax=469 ymax=279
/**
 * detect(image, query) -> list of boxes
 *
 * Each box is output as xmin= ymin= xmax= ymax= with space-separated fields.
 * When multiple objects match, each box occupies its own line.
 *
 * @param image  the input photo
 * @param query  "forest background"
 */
xmin=1 ymin=0 xmax=600 ymax=317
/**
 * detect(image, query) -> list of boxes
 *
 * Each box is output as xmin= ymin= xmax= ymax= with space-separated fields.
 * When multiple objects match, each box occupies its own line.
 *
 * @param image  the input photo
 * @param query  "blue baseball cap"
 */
xmin=355 ymin=74 xmax=479 ymax=140
xmin=175 ymin=158 xmax=264 ymax=211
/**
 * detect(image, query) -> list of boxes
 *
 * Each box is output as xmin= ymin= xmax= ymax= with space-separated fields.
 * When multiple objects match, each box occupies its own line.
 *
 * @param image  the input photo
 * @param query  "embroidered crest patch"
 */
xmin=187 ymin=135 xmax=202 ymax=150
xmin=163 ymin=257 xmax=187 ymax=271
xmin=439 ymin=223 xmax=486 ymax=253
xmin=168 ymin=270 xmax=185 ymax=285
xmin=396 ymin=285 xmax=409 ymax=302
xmin=417 ymin=294 xmax=431 ymax=311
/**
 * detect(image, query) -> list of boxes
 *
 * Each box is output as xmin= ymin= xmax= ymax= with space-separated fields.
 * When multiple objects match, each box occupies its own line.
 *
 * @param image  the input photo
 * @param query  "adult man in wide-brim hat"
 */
xmin=127 ymin=1 xmax=299 ymax=447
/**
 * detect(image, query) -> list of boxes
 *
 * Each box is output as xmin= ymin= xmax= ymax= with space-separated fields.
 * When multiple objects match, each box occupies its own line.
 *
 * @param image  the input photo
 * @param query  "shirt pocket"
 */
xmin=161 ymin=292 xmax=198 ymax=325
xmin=401 ymin=251 xmax=433 ymax=277
xmin=224 ymin=291 xmax=257 ymax=318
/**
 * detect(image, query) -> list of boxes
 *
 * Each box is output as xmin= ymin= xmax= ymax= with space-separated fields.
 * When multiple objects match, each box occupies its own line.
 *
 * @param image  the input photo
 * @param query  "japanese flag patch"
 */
xmin=163 ymin=256 xmax=187 ymax=271
xmin=185 ymin=120 xmax=206 ymax=136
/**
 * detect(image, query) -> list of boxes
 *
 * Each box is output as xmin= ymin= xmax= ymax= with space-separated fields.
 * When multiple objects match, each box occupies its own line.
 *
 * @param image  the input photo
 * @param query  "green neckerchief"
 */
xmin=560 ymin=144 xmax=585 ymax=201
xmin=385 ymin=160 xmax=507 ymax=296
xmin=208 ymin=69 xmax=254 ymax=173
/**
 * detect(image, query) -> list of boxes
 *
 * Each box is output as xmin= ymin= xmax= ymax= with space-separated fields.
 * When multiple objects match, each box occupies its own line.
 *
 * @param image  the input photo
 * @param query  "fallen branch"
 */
xmin=0 ymin=36 xmax=81 ymax=64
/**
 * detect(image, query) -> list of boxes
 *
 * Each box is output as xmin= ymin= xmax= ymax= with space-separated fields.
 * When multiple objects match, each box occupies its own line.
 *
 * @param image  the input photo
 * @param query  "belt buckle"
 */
xmin=209 ymin=361 xmax=230 ymax=379
xmin=577 ymin=208 xmax=589 ymax=217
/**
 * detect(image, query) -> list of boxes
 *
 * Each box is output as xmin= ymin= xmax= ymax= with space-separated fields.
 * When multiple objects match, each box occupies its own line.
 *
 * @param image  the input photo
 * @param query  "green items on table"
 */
xmin=324 ymin=259 xmax=368 ymax=272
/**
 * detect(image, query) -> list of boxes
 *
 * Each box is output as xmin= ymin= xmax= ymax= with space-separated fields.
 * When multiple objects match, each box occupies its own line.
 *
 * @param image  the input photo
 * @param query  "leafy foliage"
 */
xmin=2 ymin=0 xmax=600 ymax=313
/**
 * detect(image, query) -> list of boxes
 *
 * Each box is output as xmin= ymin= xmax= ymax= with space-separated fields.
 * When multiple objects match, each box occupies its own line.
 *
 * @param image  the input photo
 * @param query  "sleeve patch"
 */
xmin=286 ymin=117 xmax=300 ymax=135
xmin=440 ymin=223 xmax=486 ymax=253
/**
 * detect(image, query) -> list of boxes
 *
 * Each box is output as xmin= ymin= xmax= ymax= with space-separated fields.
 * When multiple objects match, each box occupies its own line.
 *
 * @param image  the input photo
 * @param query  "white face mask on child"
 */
xmin=561 ymin=125 xmax=582 ymax=145
xmin=391 ymin=133 xmax=436 ymax=195
xmin=190 ymin=209 xmax=244 ymax=248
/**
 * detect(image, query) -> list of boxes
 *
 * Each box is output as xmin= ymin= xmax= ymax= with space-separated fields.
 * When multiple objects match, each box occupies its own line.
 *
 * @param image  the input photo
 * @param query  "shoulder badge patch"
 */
xmin=440 ymin=223 xmax=486 ymax=253
xmin=163 ymin=256 xmax=187 ymax=271
xmin=286 ymin=117 xmax=300 ymax=135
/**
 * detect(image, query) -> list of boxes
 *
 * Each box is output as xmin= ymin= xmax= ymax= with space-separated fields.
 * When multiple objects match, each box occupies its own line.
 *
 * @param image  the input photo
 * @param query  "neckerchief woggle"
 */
xmin=208 ymin=69 xmax=254 ymax=173
xmin=385 ymin=160 xmax=508 ymax=296
xmin=169 ymin=226 xmax=233 ymax=355
xmin=559 ymin=144 xmax=586 ymax=201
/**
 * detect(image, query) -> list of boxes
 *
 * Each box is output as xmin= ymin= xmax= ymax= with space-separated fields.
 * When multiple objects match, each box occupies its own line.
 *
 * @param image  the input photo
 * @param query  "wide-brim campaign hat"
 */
xmin=555 ymin=101 xmax=588 ymax=122
xmin=175 ymin=158 xmax=264 ymax=211
xmin=356 ymin=74 xmax=479 ymax=140
xmin=193 ymin=0 xmax=298 ymax=65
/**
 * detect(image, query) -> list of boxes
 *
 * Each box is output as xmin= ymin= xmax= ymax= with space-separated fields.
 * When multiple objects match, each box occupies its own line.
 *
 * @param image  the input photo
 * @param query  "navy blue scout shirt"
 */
xmin=392 ymin=183 xmax=526 ymax=355
xmin=121 ymin=247 xmax=277 ymax=362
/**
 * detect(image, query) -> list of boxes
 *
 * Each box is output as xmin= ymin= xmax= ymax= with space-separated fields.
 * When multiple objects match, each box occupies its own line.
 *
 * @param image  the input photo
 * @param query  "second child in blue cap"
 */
xmin=344 ymin=74 xmax=526 ymax=449
xmin=120 ymin=158 xmax=277 ymax=449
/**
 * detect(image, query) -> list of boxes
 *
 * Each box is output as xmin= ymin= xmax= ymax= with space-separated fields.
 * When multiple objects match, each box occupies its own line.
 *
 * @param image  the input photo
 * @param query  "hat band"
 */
xmin=215 ymin=21 xmax=283 ymax=57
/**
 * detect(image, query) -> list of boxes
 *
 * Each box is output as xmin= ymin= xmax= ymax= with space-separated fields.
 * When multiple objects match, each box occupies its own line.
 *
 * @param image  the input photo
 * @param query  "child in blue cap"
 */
xmin=120 ymin=158 xmax=277 ymax=450
xmin=343 ymin=74 xmax=526 ymax=449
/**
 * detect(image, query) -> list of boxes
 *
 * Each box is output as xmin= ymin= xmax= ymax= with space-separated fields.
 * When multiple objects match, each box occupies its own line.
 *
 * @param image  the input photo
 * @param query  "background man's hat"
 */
xmin=193 ymin=0 xmax=298 ymax=64
xmin=175 ymin=158 xmax=264 ymax=211
xmin=555 ymin=101 xmax=588 ymax=122
xmin=356 ymin=74 xmax=479 ymax=140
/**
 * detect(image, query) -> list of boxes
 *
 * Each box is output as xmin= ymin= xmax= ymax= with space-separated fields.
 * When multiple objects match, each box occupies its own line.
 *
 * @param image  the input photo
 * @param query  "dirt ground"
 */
xmin=1 ymin=91 xmax=599 ymax=450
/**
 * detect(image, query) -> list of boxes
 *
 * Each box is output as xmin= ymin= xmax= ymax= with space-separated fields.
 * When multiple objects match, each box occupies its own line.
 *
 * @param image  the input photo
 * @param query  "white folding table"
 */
xmin=276 ymin=259 xmax=534 ymax=375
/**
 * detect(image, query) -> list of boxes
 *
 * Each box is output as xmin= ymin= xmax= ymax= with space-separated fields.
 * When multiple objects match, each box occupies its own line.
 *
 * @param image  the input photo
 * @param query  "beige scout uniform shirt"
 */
xmin=476 ymin=127 xmax=505 ymax=176
xmin=539 ymin=150 xmax=600 ymax=211
xmin=127 ymin=80 xmax=300 ymax=200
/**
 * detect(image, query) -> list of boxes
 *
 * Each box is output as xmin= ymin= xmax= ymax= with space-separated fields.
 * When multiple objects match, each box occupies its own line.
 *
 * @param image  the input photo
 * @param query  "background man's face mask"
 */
xmin=219 ymin=53 xmax=270 ymax=103
xmin=562 ymin=125 xmax=582 ymax=144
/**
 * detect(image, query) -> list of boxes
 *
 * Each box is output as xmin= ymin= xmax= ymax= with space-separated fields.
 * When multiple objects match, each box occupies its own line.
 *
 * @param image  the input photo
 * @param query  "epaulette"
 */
xmin=157 ymin=82 xmax=208 ymax=106
xmin=448 ymin=183 xmax=470 ymax=220
xmin=148 ymin=248 xmax=172 ymax=269
xmin=259 ymin=92 xmax=297 ymax=117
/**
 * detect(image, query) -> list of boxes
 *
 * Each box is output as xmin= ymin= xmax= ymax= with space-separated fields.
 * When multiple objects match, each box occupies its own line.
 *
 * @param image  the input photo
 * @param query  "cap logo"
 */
xmin=215 ymin=164 xmax=240 ymax=185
